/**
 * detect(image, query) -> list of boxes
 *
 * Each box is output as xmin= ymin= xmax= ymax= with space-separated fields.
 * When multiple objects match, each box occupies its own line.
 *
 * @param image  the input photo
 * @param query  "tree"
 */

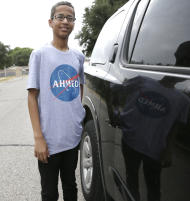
xmin=76 ymin=0 xmax=128 ymax=56
xmin=0 ymin=41 xmax=33 ymax=68
xmin=0 ymin=42 xmax=10 ymax=69
xmin=8 ymin=47 xmax=33 ymax=66
xmin=76 ymin=3 xmax=112 ymax=56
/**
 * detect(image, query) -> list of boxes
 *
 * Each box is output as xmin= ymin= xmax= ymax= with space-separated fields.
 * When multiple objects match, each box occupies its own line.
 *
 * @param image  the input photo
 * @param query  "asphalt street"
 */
xmin=0 ymin=76 xmax=85 ymax=201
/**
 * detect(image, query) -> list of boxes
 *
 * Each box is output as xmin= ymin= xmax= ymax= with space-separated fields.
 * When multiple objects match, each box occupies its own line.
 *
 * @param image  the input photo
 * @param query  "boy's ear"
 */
xmin=48 ymin=19 xmax=53 ymax=28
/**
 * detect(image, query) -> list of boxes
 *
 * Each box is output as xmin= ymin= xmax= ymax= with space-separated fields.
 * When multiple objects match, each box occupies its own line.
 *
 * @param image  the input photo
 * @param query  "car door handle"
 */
xmin=105 ymin=119 xmax=119 ymax=128
xmin=105 ymin=119 xmax=112 ymax=127
xmin=109 ymin=44 xmax=118 ymax=63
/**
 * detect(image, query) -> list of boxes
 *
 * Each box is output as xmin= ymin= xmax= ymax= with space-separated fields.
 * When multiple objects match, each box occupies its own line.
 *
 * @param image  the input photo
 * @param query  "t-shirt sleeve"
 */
xmin=79 ymin=53 xmax=85 ymax=85
xmin=27 ymin=50 xmax=41 ymax=90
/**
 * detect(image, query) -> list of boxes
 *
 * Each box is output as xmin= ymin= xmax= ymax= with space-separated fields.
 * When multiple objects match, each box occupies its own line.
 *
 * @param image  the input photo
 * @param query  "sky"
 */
xmin=0 ymin=0 xmax=94 ymax=50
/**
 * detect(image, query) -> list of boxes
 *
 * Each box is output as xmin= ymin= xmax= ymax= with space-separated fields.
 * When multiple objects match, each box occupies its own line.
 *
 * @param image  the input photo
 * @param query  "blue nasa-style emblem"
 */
xmin=136 ymin=91 xmax=170 ymax=118
xmin=50 ymin=64 xmax=80 ymax=101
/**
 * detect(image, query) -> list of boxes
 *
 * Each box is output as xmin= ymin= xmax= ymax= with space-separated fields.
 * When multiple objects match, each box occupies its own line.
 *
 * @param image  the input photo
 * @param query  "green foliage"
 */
xmin=9 ymin=47 xmax=33 ymax=66
xmin=0 ymin=42 xmax=10 ymax=69
xmin=76 ymin=3 xmax=112 ymax=56
xmin=0 ymin=41 xmax=33 ymax=69
xmin=109 ymin=0 xmax=129 ymax=10
xmin=76 ymin=0 xmax=128 ymax=56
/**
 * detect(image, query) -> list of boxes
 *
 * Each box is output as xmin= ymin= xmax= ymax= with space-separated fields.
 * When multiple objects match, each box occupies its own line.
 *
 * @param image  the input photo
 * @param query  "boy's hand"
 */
xmin=34 ymin=136 xmax=49 ymax=163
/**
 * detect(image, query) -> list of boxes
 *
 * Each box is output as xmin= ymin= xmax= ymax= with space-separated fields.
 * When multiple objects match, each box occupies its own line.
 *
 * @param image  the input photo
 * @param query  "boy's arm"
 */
xmin=28 ymin=89 xmax=49 ymax=163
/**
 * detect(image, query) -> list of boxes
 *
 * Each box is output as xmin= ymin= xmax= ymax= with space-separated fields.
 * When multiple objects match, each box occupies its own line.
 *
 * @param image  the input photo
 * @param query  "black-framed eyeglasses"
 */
xmin=53 ymin=14 xmax=76 ymax=23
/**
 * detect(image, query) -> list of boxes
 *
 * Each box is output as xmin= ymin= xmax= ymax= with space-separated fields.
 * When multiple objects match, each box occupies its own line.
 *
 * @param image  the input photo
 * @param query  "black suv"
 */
xmin=80 ymin=0 xmax=190 ymax=201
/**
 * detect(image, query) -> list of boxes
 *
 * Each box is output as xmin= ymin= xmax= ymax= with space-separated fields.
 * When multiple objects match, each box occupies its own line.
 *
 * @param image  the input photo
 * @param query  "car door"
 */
xmin=91 ymin=7 xmax=132 ymax=200
xmin=96 ymin=0 xmax=150 ymax=200
xmin=110 ymin=0 xmax=190 ymax=201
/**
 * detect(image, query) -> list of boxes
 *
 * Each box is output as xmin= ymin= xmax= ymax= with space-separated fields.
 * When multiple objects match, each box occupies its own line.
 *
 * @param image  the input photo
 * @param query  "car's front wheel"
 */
xmin=80 ymin=120 xmax=104 ymax=201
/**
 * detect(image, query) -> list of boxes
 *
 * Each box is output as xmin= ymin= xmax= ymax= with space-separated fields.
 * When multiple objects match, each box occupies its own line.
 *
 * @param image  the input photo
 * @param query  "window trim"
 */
xmin=121 ymin=63 xmax=190 ymax=76
xmin=120 ymin=0 xmax=150 ymax=65
xmin=129 ymin=0 xmax=151 ymax=62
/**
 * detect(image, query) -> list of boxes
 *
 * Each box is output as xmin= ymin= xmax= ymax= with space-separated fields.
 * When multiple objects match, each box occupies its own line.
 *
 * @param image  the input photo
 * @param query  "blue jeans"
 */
xmin=38 ymin=146 xmax=79 ymax=201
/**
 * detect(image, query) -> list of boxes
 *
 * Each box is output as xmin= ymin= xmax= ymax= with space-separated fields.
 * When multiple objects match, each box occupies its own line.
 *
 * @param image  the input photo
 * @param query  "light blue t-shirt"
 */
xmin=27 ymin=43 xmax=86 ymax=155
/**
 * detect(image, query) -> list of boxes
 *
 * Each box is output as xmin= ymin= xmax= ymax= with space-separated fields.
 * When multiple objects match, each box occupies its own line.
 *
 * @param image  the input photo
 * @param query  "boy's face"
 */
xmin=49 ymin=5 xmax=75 ymax=40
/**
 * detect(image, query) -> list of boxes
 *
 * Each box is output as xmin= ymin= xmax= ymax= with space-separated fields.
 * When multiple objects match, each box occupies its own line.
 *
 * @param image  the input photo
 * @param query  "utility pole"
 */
xmin=4 ymin=66 xmax=6 ymax=77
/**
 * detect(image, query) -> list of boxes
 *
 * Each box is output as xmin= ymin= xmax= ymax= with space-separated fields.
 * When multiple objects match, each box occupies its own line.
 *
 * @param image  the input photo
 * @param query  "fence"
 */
xmin=0 ymin=67 xmax=28 ymax=78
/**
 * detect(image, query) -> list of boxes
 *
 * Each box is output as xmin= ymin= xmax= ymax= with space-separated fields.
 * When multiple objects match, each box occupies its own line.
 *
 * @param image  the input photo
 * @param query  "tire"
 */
xmin=80 ymin=120 xmax=105 ymax=201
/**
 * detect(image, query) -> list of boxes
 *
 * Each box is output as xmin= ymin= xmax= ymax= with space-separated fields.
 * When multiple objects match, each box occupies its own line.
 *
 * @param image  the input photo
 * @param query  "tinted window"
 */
xmin=91 ymin=11 xmax=125 ymax=65
xmin=130 ymin=0 xmax=190 ymax=67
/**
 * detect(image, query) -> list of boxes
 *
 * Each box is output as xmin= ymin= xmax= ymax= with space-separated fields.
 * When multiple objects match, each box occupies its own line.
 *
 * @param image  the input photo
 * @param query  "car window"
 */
xmin=130 ymin=0 xmax=190 ymax=67
xmin=91 ymin=11 xmax=126 ymax=65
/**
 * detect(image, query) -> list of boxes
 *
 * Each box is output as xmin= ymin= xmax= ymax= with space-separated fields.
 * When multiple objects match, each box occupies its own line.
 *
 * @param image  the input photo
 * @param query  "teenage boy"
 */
xmin=27 ymin=1 xmax=85 ymax=201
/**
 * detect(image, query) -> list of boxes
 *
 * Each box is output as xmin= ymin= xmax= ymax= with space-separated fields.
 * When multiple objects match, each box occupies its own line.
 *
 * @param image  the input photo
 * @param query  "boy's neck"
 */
xmin=52 ymin=38 xmax=69 ymax=52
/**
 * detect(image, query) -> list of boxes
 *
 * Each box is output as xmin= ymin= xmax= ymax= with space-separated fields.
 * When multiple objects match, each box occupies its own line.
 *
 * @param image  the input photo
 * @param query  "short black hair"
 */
xmin=50 ymin=1 xmax=75 ymax=19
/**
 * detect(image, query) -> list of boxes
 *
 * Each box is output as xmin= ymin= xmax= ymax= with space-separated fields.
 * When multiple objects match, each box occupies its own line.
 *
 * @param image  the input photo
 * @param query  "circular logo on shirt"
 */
xmin=50 ymin=64 xmax=80 ymax=101
xmin=136 ymin=91 xmax=170 ymax=118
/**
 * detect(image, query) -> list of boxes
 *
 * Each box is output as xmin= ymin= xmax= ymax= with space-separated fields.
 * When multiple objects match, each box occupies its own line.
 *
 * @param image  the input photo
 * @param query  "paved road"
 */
xmin=0 ymin=76 xmax=85 ymax=201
